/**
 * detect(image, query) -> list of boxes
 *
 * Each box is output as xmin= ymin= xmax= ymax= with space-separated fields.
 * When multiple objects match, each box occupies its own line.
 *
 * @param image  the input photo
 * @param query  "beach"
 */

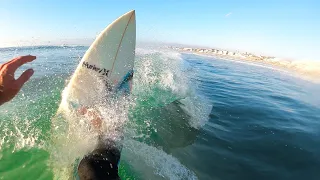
xmin=172 ymin=46 xmax=320 ymax=83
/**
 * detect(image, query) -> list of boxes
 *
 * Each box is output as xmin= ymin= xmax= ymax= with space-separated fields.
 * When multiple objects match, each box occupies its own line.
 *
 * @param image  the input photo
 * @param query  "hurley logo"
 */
xmin=82 ymin=61 xmax=109 ymax=77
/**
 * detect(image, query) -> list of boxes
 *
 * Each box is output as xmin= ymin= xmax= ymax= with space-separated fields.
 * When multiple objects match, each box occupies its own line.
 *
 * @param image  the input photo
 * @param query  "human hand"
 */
xmin=0 ymin=55 xmax=36 ymax=105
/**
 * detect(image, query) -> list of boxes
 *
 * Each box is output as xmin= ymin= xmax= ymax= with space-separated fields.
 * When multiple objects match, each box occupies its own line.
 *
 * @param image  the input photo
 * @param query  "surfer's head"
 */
xmin=77 ymin=154 xmax=120 ymax=180
xmin=77 ymin=146 xmax=121 ymax=180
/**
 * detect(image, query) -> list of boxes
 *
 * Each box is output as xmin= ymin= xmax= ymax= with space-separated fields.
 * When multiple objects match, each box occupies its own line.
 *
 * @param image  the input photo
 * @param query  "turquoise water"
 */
xmin=0 ymin=46 xmax=319 ymax=180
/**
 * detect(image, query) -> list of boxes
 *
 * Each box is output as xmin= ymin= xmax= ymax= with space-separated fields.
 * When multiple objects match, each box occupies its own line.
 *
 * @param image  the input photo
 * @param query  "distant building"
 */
xmin=171 ymin=46 xmax=265 ymax=60
xmin=182 ymin=48 xmax=193 ymax=51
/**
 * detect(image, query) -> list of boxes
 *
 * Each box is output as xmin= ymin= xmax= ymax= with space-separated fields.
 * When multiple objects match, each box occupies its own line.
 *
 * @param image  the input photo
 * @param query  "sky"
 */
xmin=0 ymin=0 xmax=319 ymax=60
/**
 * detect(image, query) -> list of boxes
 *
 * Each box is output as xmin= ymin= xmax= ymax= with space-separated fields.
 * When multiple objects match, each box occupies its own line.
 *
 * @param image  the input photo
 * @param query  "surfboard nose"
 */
xmin=119 ymin=10 xmax=135 ymax=24
xmin=125 ymin=10 xmax=135 ymax=17
xmin=128 ymin=10 xmax=135 ymax=15
xmin=129 ymin=10 xmax=136 ymax=21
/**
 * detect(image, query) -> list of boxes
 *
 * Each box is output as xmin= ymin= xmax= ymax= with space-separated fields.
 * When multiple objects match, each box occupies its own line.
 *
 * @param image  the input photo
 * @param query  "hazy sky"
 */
xmin=0 ymin=0 xmax=319 ymax=60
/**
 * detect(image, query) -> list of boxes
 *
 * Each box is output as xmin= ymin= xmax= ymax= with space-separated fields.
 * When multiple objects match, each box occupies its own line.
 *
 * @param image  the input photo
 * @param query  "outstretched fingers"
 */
xmin=5 ymin=55 xmax=36 ymax=73
xmin=13 ymin=69 xmax=34 ymax=89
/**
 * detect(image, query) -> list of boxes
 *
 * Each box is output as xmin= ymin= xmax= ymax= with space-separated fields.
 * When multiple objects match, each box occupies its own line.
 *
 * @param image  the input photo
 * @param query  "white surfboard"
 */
xmin=57 ymin=10 xmax=136 ymax=113
xmin=51 ymin=11 xmax=136 ymax=178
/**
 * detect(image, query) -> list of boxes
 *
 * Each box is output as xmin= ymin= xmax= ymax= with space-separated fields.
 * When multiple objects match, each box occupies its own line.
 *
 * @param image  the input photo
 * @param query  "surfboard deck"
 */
xmin=57 ymin=10 xmax=136 ymax=113
xmin=50 ymin=10 xmax=136 ymax=179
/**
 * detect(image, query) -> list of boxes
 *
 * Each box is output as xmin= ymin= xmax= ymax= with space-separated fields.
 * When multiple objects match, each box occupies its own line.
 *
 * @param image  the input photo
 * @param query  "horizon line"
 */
xmin=0 ymin=40 xmax=315 ymax=61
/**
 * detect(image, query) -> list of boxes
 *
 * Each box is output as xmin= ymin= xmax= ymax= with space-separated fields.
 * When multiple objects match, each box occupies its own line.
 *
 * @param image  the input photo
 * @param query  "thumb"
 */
xmin=14 ymin=69 xmax=34 ymax=89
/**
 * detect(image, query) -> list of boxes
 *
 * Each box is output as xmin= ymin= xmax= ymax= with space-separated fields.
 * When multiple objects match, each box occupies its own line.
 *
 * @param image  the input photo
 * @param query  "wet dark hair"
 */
xmin=77 ymin=148 xmax=121 ymax=180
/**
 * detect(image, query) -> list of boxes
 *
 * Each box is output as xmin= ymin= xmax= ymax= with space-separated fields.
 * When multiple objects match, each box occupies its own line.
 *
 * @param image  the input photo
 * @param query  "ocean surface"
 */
xmin=0 ymin=45 xmax=320 ymax=180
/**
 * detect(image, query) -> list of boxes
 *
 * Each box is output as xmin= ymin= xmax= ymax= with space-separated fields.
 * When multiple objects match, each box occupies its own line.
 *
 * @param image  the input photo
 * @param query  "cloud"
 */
xmin=225 ymin=12 xmax=232 ymax=17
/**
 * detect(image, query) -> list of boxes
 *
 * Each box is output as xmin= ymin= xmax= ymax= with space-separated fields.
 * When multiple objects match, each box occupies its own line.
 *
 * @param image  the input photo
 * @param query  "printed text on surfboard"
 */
xmin=82 ymin=61 xmax=109 ymax=76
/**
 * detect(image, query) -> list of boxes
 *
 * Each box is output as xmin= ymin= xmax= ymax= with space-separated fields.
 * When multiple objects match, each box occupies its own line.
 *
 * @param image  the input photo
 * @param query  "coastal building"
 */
xmin=174 ymin=46 xmax=268 ymax=61
xmin=182 ymin=48 xmax=193 ymax=51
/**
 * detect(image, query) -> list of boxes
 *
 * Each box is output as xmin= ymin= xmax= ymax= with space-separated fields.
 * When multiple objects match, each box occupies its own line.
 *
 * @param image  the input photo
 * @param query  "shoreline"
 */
xmin=170 ymin=47 xmax=320 ymax=84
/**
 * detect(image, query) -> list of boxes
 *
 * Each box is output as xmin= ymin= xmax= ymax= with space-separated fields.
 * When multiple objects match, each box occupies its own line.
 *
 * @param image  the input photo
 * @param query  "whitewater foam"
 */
xmin=122 ymin=139 xmax=198 ymax=180
xmin=0 ymin=110 xmax=45 ymax=152
xmin=134 ymin=49 xmax=210 ymax=128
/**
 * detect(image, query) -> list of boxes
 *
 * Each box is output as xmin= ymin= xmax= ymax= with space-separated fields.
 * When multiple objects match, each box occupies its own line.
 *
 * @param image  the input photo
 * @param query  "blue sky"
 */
xmin=0 ymin=0 xmax=319 ymax=60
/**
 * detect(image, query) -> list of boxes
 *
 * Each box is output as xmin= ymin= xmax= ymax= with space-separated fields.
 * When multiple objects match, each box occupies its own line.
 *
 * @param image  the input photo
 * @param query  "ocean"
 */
xmin=0 ymin=45 xmax=319 ymax=180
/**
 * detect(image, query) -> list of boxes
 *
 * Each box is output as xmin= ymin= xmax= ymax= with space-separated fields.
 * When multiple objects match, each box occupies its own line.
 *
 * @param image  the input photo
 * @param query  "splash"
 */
xmin=50 ymin=71 xmax=133 ymax=179
xmin=133 ymin=48 xmax=188 ymax=102
xmin=0 ymin=46 xmax=211 ymax=179
xmin=0 ymin=116 xmax=44 ymax=151
xmin=122 ymin=139 xmax=198 ymax=180
xmin=50 ymin=98 xmax=132 ymax=179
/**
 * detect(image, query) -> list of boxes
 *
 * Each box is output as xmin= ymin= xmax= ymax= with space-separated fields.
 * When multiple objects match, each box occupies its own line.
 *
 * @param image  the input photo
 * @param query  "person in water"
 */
xmin=0 ymin=56 xmax=124 ymax=179
xmin=75 ymin=69 xmax=133 ymax=179
xmin=75 ymin=106 xmax=122 ymax=180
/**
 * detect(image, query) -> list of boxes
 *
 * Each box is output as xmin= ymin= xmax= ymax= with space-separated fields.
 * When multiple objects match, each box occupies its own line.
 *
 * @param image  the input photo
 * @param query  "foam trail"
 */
xmin=122 ymin=139 xmax=198 ymax=180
